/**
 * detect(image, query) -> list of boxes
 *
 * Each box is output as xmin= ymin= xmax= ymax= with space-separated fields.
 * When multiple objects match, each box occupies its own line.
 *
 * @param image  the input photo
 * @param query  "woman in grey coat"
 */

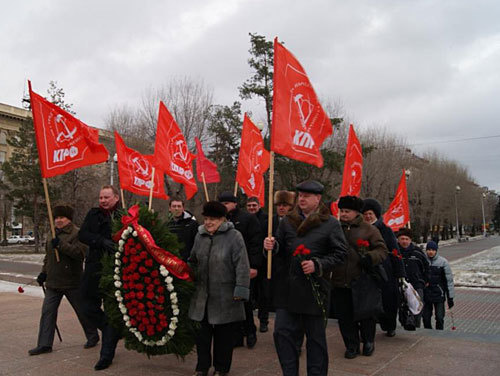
xmin=188 ymin=201 xmax=250 ymax=376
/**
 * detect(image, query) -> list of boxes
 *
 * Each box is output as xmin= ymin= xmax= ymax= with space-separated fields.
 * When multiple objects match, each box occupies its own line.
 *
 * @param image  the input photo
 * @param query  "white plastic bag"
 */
xmin=402 ymin=280 xmax=423 ymax=315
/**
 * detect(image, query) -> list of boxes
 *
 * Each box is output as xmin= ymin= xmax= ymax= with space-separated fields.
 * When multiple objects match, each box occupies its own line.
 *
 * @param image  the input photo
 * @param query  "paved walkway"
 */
xmin=1 ymin=284 xmax=499 ymax=376
xmin=1 ymin=237 xmax=499 ymax=375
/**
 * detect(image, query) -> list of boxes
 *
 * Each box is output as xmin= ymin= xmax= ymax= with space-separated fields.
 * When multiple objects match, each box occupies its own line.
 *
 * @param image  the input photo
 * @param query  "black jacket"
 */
xmin=78 ymin=207 xmax=121 ymax=298
xmin=400 ymin=243 xmax=430 ymax=290
xmin=167 ymin=211 xmax=199 ymax=261
xmin=273 ymin=204 xmax=348 ymax=315
xmin=227 ymin=207 xmax=263 ymax=269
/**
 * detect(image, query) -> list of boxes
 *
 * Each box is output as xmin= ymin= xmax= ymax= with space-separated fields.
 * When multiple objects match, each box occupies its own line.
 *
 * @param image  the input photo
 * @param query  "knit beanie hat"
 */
xmin=426 ymin=241 xmax=438 ymax=251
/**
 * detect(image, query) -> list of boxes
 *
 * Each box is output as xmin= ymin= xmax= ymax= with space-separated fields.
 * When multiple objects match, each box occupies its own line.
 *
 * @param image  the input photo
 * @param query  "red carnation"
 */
xmin=131 ymin=299 xmax=139 ymax=306
xmin=145 ymin=259 xmax=154 ymax=267
xmin=139 ymin=266 xmax=148 ymax=274
xmin=144 ymin=277 xmax=151 ymax=284
xmin=129 ymin=308 xmax=137 ymax=316
xmin=137 ymin=291 xmax=144 ymax=300
xmin=130 ymin=319 xmax=137 ymax=326
xmin=130 ymin=248 xmax=137 ymax=255
xmin=159 ymin=313 xmax=167 ymax=321
xmin=139 ymin=310 xmax=147 ymax=317
xmin=157 ymin=295 xmax=165 ymax=304
xmin=156 ymin=324 xmax=163 ymax=332
xmin=124 ymin=248 xmax=130 ymax=256
xmin=156 ymin=304 xmax=164 ymax=311
xmin=140 ymin=251 xmax=148 ymax=259
xmin=151 ymin=270 xmax=159 ymax=278
xmin=138 ymin=303 xmax=145 ymax=310
xmin=150 ymin=317 xmax=157 ymax=324
xmin=157 ymin=286 xmax=164 ymax=294
xmin=122 ymin=256 xmax=129 ymax=264
xmin=142 ymin=317 xmax=150 ymax=325
xmin=136 ymin=243 xmax=143 ymax=250
xmin=135 ymin=283 xmax=144 ymax=291
xmin=356 ymin=239 xmax=370 ymax=248
xmin=18 ymin=286 xmax=25 ymax=293
xmin=146 ymin=301 xmax=154 ymax=308
xmin=302 ymin=248 xmax=311 ymax=255
xmin=146 ymin=284 xmax=155 ymax=292
xmin=146 ymin=291 xmax=155 ymax=300
xmin=138 ymin=323 xmax=146 ymax=332
xmin=154 ymin=278 xmax=161 ymax=285
xmin=148 ymin=309 xmax=155 ymax=317
xmin=127 ymin=238 xmax=135 ymax=245
xmin=160 ymin=320 xmax=168 ymax=328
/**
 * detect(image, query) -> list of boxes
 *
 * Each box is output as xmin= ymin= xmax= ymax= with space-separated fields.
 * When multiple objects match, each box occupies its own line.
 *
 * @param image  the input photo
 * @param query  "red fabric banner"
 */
xmin=270 ymin=38 xmax=332 ymax=168
xmin=330 ymin=124 xmax=363 ymax=217
xmin=153 ymin=101 xmax=198 ymax=199
xmin=195 ymin=137 xmax=220 ymax=183
xmin=236 ymin=114 xmax=270 ymax=206
xmin=29 ymin=82 xmax=109 ymax=178
xmin=115 ymin=132 xmax=168 ymax=200
xmin=383 ymin=170 xmax=411 ymax=231
xmin=114 ymin=205 xmax=192 ymax=281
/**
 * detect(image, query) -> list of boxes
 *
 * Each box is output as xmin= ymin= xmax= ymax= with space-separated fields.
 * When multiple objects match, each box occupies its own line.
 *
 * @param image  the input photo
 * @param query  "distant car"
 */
xmin=23 ymin=235 xmax=35 ymax=244
xmin=7 ymin=235 xmax=31 ymax=244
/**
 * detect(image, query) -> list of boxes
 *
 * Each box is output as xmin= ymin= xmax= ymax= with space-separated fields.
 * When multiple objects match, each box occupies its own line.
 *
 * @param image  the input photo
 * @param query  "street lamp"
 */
xmin=481 ymin=192 xmax=487 ymax=237
xmin=454 ymin=186 xmax=461 ymax=242
xmin=110 ymin=153 xmax=118 ymax=185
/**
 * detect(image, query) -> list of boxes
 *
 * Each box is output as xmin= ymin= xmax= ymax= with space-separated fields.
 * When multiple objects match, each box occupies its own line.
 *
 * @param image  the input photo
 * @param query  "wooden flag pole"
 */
xmin=267 ymin=151 xmax=275 ymax=279
xmin=234 ymin=181 xmax=238 ymax=196
xmin=120 ymin=189 xmax=126 ymax=209
xmin=148 ymin=167 xmax=155 ymax=211
xmin=201 ymin=172 xmax=209 ymax=202
xmin=42 ymin=178 xmax=59 ymax=262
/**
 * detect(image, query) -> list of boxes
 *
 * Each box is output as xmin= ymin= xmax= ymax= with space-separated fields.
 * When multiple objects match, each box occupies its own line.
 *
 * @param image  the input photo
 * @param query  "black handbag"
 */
xmin=351 ymin=271 xmax=384 ymax=321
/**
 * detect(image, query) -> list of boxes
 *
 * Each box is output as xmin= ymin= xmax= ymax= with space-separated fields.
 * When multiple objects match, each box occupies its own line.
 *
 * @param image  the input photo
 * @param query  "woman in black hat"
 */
xmin=188 ymin=201 xmax=251 ymax=376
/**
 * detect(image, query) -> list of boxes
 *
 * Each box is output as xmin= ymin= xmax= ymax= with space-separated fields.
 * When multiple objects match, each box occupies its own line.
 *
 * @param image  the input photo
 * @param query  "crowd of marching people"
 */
xmin=27 ymin=181 xmax=455 ymax=375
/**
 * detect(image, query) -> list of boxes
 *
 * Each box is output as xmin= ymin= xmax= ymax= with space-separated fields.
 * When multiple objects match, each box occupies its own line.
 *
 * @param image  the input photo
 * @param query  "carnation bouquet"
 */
xmin=100 ymin=204 xmax=197 ymax=357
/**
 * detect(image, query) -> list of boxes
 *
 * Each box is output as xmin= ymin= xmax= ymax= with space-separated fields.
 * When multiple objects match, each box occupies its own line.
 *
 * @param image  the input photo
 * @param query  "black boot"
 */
xmin=28 ymin=346 xmax=52 ymax=356
xmin=94 ymin=357 xmax=112 ymax=371
xmin=362 ymin=342 xmax=375 ymax=356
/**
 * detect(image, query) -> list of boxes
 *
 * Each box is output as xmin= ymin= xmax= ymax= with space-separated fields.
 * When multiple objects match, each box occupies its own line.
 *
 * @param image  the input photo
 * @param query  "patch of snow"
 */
xmin=0 ymin=254 xmax=44 ymax=264
xmin=0 ymin=280 xmax=44 ymax=297
xmin=451 ymin=246 xmax=500 ymax=288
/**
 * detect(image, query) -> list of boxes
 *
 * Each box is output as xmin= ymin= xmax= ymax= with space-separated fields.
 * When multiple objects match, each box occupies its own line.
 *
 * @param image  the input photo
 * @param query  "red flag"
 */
xmin=195 ymin=137 xmax=220 ymax=183
xmin=330 ymin=124 xmax=363 ymax=217
xmin=236 ymin=114 xmax=270 ymax=206
xmin=115 ymin=132 xmax=168 ymax=200
xmin=383 ymin=170 xmax=411 ymax=231
xmin=29 ymin=82 xmax=109 ymax=178
xmin=271 ymin=38 xmax=332 ymax=168
xmin=153 ymin=101 xmax=198 ymax=199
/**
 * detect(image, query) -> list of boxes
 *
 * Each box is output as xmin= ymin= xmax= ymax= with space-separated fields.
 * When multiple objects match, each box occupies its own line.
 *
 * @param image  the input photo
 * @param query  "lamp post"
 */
xmin=481 ymin=192 xmax=487 ymax=237
xmin=110 ymin=153 xmax=118 ymax=185
xmin=454 ymin=186 xmax=461 ymax=242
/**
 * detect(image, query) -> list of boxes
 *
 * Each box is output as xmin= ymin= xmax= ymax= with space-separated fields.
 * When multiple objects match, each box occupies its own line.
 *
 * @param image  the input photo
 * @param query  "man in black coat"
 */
xmin=219 ymin=191 xmax=263 ymax=349
xmin=79 ymin=185 xmax=122 ymax=371
xmin=396 ymin=227 xmax=430 ymax=328
xmin=264 ymin=181 xmax=347 ymax=376
xmin=167 ymin=197 xmax=199 ymax=261
xmin=362 ymin=198 xmax=406 ymax=338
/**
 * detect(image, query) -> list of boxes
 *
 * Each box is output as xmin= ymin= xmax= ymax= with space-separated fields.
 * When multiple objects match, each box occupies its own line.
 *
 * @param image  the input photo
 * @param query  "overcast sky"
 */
xmin=1 ymin=0 xmax=499 ymax=192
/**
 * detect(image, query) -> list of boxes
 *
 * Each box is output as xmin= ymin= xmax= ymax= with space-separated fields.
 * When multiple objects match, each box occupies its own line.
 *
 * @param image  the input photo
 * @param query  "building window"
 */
xmin=0 ymin=132 xmax=6 ymax=145
xmin=0 ymin=151 xmax=6 ymax=163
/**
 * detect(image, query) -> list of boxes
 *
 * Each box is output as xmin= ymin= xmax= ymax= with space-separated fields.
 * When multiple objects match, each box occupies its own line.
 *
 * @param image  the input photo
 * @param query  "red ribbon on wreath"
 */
xmin=114 ymin=205 xmax=193 ymax=281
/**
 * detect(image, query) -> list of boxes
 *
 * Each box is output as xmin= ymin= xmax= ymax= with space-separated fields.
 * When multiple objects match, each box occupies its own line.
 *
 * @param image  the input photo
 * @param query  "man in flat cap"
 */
xmin=264 ymin=180 xmax=347 ymax=376
xmin=218 ymin=191 xmax=263 ymax=349
xmin=29 ymin=204 xmax=98 ymax=356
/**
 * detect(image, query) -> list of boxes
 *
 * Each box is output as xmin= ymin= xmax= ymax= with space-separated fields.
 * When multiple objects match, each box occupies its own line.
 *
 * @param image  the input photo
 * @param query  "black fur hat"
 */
xmin=53 ymin=205 xmax=74 ymax=221
xmin=396 ymin=228 xmax=412 ymax=239
xmin=338 ymin=195 xmax=364 ymax=212
xmin=362 ymin=198 xmax=382 ymax=218
xmin=202 ymin=201 xmax=228 ymax=218
xmin=217 ymin=191 xmax=237 ymax=203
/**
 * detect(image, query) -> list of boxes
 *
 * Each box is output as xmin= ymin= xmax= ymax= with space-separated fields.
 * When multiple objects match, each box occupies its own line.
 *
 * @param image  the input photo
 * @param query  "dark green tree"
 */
xmin=207 ymin=102 xmax=243 ymax=194
xmin=1 ymin=116 xmax=57 ymax=251
xmin=493 ymin=197 xmax=500 ymax=233
xmin=239 ymin=33 xmax=274 ymax=131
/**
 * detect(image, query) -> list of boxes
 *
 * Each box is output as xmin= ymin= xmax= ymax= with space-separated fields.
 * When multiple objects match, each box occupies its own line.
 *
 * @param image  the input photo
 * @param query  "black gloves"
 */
xmin=360 ymin=255 xmax=372 ymax=271
xmin=448 ymin=298 xmax=454 ymax=309
xmin=36 ymin=272 xmax=47 ymax=286
xmin=51 ymin=237 xmax=60 ymax=249
xmin=102 ymin=238 xmax=116 ymax=254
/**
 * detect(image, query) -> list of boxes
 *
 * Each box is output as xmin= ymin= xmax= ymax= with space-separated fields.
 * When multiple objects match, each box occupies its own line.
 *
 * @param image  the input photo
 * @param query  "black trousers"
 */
xmin=82 ymin=295 xmax=120 ymax=360
xmin=257 ymin=274 xmax=271 ymax=325
xmin=423 ymin=301 xmax=445 ymax=330
xmin=274 ymin=308 xmax=328 ymax=376
xmin=333 ymin=288 xmax=376 ymax=351
xmin=195 ymin=316 xmax=239 ymax=373
xmin=36 ymin=287 xmax=98 ymax=347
